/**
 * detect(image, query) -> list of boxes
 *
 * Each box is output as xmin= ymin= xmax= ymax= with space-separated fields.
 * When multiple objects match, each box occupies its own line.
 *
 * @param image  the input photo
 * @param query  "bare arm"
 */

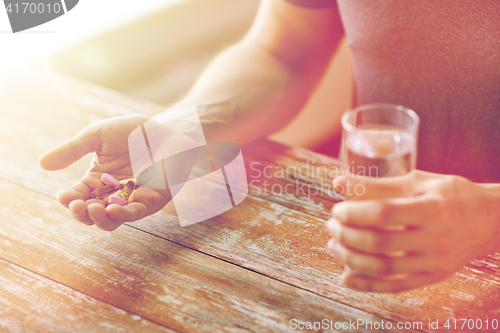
xmin=38 ymin=0 xmax=344 ymax=230
xmin=169 ymin=0 xmax=345 ymax=145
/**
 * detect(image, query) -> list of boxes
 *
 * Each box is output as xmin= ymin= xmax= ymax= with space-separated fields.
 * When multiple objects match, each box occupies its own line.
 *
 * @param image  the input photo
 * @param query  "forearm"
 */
xmin=165 ymin=41 xmax=328 ymax=146
xmin=478 ymin=183 xmax=500 ymax=253
xmin=156 ymin=0 xmax=344 ymax=146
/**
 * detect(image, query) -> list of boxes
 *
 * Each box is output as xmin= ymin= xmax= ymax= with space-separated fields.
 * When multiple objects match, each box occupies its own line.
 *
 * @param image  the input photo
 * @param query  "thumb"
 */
xmin=414 ymin=169 xmax=442 ymax=182
xmin=333 ymin=176 xmax=346 ymax=194
xmin=39 ymin=123 xmax=101 ymax=171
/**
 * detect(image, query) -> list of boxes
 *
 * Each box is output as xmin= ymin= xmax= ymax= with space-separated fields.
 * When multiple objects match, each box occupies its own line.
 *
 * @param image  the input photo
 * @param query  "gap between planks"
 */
xmin=0 ymin=179 xmax=402 ymax=333
xmin=0 ymin=256 xmax=179 ymax=333
xmin=2 ymin=65 xmax=498 ymax=332
xmin=0 ymin=174 xmax=400 ymax=331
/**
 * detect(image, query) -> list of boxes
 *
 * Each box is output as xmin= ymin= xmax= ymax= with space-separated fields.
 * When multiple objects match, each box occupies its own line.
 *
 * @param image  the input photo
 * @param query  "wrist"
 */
xmin=478 ymin=183 xmax=500 ymax=254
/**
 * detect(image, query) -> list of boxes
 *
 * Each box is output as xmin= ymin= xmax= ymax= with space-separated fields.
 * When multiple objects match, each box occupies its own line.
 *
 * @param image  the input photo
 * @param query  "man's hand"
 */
xmin=327 ymin=170 xmax=500 ymax=292
xmin=39 ymin=114 xmax=172 ymax=231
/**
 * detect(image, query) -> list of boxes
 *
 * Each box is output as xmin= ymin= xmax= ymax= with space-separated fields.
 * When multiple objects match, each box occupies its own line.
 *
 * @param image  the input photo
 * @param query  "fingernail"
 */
xmin=333 ymin=180 xmax=344 ymax=194
xmin=326 ymin=218 xmax=336 ymax=231
xmin=327 ymin=239 xmax=338 ymax=252
xmin=332 ymin=203 xmax=347 ymax=222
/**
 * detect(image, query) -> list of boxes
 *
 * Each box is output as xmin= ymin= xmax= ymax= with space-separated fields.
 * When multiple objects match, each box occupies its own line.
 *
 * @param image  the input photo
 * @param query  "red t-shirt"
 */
xmin=285 ymin=0 xmax=500 ymax=183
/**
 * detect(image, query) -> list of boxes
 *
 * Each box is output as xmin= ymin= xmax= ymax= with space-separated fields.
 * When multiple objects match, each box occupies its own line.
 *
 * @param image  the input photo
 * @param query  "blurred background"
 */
xmin=0 ymin=0 xmax=353 ymax=155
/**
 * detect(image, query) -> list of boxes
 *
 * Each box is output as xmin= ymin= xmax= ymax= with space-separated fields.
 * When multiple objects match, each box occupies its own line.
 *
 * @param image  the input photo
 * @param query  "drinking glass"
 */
xmin=340 ymin=103 xmax=420 ymax=200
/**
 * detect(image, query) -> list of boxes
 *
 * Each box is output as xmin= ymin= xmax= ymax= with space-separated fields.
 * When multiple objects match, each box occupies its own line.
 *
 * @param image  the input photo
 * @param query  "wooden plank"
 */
xmin=2 ymin=63 xmax=499 ymax=331
xmin=0 ymin=180 xmax=397 ymax=333
xmin=133 ymin=195 xmax=500 ymax=331
xmin=0 ymin=63 xmax=164 ymax=199
xmin=0 ymin=258 xmax=176 ymax=333
xmin=242 ymin=139 xmax=345 ymax=221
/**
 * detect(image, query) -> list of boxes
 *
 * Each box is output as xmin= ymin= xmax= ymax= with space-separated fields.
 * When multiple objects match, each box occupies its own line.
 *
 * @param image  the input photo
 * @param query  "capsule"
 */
xmin=108 ymin=181 xmax=136 ymax=206
xmin=101 ymin=173 xmax=120 ymax=189
xmin=121 ymin=180 xmax=136 ymax=199
xmin=118 ymin=178 xmax=137 ymax=187
xmin=91 ymin=184 xmax=118 ymax=200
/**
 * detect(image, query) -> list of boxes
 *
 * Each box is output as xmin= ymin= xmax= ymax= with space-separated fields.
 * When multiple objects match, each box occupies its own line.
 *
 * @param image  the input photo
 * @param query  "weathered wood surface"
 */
xmin=242 ymin=139 xmax=345 ymax=220
xmin=1 ymin=62 xmax=500 ymax=332
xmin=0 ymin=180 xmax=395 ymax=333
xmin=0 ymin=258 xmax=175 ymax=333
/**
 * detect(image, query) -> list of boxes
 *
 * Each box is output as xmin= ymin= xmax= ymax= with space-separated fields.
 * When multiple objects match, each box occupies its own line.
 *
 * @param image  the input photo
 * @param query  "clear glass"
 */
xmin=340 ymin=103 xmax=420 ymax=200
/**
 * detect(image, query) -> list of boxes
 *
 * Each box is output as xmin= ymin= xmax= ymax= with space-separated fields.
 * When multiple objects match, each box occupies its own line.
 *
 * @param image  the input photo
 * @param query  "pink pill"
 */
xmin=108 ymin=196 xmax=128 ymax=206
xmin=101 ymin=173 xmax=120 ymax=189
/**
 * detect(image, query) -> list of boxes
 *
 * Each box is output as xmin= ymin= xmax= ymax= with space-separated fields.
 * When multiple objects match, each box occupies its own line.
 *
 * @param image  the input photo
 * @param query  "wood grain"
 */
xmin=0 ymin=180 xmax=397 ymax=333
xmin=242 ymin=139 xmax=345 ymax=221
xmin=133 ymin=195 xmax=500 ymax=331
xmin=0 ymin=63 xmax=164 ymax=199
xmin=1 ymin=62 xmax=500 ymax=332
xmin=0 ymin=258 xmax=175 ymax=333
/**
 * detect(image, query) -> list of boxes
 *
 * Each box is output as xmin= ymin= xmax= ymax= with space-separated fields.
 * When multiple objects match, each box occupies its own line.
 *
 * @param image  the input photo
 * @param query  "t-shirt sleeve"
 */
xmin=283 ymin=0 xmax=337 ymax=8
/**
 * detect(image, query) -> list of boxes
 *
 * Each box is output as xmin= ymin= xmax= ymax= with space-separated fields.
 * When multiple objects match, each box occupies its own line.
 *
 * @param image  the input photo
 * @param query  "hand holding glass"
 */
xmin=340 ymin=103 xmax=420 ymax=200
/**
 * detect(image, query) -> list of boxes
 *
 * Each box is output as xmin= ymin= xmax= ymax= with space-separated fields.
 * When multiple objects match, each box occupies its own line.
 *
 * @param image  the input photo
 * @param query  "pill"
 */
xmin=108 ymin=195 xmax=128 ymax=206
xmin=121 ymin=181 xmax=136 ymax=199
xmin=91 ymin=184 xmax=117 ymax=200
xmin=107 ymin=180 xmax=136 ymax=206
xmin=108 ymin=190 xmax=128 ymax=206
xmin=101 ymin=173 xmax=120 ymax=189
xmin=118 ymin=178 xmax=137 ymax=186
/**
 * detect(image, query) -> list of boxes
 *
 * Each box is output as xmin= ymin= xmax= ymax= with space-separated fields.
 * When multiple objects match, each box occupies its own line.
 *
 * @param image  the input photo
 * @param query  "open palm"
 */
xmin=39 ymin=114 xmax=172 ymax=231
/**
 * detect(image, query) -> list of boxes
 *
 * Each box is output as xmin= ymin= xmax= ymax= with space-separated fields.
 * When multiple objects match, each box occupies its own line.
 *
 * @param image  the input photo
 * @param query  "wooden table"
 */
xmin=0 ymin=63 xmax=499 ymax=332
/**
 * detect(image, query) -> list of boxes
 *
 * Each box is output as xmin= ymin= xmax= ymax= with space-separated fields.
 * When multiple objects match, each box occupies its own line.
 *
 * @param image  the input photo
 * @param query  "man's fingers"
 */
xmin=39 ymin=124 xmax=101 ymax=171
xmin=331 ymin=196 xmax=437 ymax=228
xmin=327 ymin=218 xmax=426 ymax=253
xmin=60 ymin=177 xmax=169 ymax=230
xmin=56 ymin=173 xmax=110 ymax=208
xmin=336 ymin=169 xmax=441 ymax=201
xmin=342 ymin=269 xmax=450 ymax=293
xmin=106 ymin=202 xmax=150 ymax=223
xmin=104 ymin=188 xmax=171 ymax=224
xmin=328 ymin=240 xmax=441 ymax=275
xmin=88 ymin=203 xmax=123 ymax=231
xmin=69 ymin=200 xmax=147 ymax=230
xmin=56 ymin=182 xmax=92 ymax=208
xmin=68 ymin=200 xmax=94 ymax=226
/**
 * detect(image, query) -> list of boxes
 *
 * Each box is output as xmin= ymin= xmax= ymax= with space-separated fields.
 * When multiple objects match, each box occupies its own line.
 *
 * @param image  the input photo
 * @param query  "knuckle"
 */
xmin=449 ymin=174 xmax=467 ymax=185
xmin=366 ymin=232 xmax=387 ymax=251
xmin=440 ymin=174 xmax=468 ymax=191
xmin=374 ymin=257 xmax=396 ymax=275
xmin=339 ymin=246 xmax=353 ymax=266
xmin=335 ymin=244 xmax=351 ymax=265
xmin=334 ymin=223 xmax=345 ymax=243
xmin=84 ymin=120 xmax=104 ymax=136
